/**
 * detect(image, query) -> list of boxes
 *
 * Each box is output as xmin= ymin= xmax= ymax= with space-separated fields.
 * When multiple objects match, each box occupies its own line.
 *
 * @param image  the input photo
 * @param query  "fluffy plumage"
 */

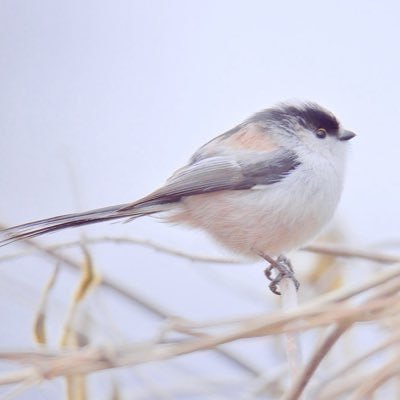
xmin=0 ymin=101 xmax=354 ymax=256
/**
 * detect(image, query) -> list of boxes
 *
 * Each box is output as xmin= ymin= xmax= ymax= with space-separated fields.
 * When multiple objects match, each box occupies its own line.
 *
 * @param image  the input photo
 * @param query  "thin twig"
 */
xmin=245 ymin=366 xmax=287 ymax=398
xmin=279 ymin=278 xmax=303 ymax=386
xmin=4 ymin=224 xmax=400 ymax=396
xmin=33 ymin=265 xmax=60 ymax=345
xmin=304 ymin=243 xmax=400 ymax=264
xmin=282 ymin=270 xmax=400 ymax=400
xmin=282 ymin=323 xmax=349 ymax=400
xmin=0 ymin=229 xmax=260 ymax=377
xmin=348 ymin=355 xmax=400 ymax=399
xmin=312 ymin=329 xmax=400 ymax=398
xmin=0 ymin=235 xmax=240 ymax=265
xmin=0 ymin=377 xmax=41 ymax=400
xmin=0 ymin=369 xmax=38 ymax=386
xmin=0 ymin=292 xmax=397 ymax=386
xmin=2 ymin=234 xmax=400 ymax=266
xmin=317 ymin=373 xmax=369 ymax=400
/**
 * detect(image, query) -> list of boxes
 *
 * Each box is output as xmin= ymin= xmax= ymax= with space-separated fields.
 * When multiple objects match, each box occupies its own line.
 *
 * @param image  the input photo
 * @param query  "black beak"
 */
xmin=339 ymin=130 xmax=356 ymax=141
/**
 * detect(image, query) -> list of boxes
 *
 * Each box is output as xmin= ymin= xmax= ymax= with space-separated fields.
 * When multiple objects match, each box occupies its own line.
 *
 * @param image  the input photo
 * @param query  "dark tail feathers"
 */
xmin=0 ymin=202 xmax=165 ymax=246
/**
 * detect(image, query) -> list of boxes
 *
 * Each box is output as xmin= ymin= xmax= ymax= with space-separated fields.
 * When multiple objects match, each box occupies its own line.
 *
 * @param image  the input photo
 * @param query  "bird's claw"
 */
xmin=262 ymin=254 xmax=300 ymax=295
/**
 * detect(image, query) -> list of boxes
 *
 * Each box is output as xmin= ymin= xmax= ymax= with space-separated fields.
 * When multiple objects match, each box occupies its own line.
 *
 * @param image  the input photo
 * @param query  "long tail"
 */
xmin=0 ymin=202 xmax=166 ymax=246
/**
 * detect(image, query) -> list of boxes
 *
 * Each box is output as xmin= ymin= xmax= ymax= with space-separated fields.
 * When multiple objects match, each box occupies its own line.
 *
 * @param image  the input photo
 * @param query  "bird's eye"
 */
xmin=316 ymin=128 xmax=327 ymax=139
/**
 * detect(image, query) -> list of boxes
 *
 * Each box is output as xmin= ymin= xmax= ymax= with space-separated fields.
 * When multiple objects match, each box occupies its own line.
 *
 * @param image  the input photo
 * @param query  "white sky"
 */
xmin=1 ymin=1 xmax=399 ymax=244
xmin=0 ymin=1 xmax=399 ymax=397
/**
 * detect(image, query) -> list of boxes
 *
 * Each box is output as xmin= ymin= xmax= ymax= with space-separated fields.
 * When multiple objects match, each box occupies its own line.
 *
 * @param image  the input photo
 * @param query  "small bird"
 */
xmin=0 ymin=101 xmax=355 ymax=293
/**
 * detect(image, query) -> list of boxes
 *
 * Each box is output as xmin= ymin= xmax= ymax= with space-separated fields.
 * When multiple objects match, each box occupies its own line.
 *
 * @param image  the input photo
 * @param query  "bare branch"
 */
xmin=312 ymin=329 xmax=400 ymax=398
xmin=279 ymin=278 xmax=303 ymax=387
xmin=304 ymin=242 xmax=400 ymax=264
xmin=283 ymin=323 xmax=349 ymax=400
xmin=0 ymin=229 xmax=261 ymax=377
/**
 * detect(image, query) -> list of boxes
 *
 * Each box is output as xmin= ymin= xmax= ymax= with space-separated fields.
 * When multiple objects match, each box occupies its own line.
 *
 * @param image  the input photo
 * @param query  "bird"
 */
xmin=0 ymin=101 xmax=355 ymax=294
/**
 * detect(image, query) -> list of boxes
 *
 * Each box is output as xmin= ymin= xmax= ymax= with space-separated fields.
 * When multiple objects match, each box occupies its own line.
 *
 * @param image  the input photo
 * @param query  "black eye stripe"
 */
xmin=296 ymin=106 xmax=339 ymax=131
xmin=244 ymin=102 xmax=341 ymax=138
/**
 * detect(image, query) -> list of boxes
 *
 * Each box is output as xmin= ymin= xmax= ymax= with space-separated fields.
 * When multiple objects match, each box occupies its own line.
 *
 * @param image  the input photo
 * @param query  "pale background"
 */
xmin=0 ymin=1 xmax=399 ymax=399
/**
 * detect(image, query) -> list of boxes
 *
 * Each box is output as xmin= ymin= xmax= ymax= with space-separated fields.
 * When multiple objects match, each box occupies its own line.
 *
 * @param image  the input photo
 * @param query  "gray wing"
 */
xmin=122 ymin=148 xmax=300 ymax=210
xmin=0 ymin=148 xmax=299 ymax=245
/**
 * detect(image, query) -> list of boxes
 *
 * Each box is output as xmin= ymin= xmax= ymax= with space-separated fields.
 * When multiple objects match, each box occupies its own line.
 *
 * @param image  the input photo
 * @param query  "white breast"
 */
xmin=169 ymin=144 xmax=347 ymax=258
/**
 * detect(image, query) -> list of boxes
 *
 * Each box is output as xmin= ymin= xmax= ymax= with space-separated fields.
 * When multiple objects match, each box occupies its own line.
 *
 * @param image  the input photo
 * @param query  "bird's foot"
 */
xmin=262 ymin=254 xmax=300 ymax=295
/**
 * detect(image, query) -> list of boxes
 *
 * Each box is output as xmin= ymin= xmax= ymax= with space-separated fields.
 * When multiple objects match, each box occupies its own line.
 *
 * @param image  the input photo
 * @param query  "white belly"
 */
xmin=170 ymin=159 xmax=344 ymax=257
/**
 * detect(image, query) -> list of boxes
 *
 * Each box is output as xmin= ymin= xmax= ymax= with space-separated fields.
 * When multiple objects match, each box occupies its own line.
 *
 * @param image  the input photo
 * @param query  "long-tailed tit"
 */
xmin=0 ymin=101 xmax=355 ymax=293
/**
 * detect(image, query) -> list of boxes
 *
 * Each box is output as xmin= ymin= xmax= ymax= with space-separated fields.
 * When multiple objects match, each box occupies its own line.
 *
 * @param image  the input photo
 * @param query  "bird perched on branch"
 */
xmin=0 ymin=101 xmax=355 ymax=294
